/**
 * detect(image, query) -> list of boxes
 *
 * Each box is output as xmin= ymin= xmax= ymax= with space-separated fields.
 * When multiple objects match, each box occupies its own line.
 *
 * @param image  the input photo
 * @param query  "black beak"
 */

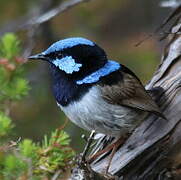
xmin=28 ymin=53 xmax=46 ymax=60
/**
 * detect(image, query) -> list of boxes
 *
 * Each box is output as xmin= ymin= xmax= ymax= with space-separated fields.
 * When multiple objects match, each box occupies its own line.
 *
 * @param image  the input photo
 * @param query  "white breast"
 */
xmin=57 ymin=86 xmax=146 ymax=137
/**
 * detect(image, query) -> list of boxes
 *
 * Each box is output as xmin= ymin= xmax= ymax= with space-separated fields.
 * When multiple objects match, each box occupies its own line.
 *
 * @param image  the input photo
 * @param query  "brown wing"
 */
xmin=99 ymin=70 xmax=164 ymax=118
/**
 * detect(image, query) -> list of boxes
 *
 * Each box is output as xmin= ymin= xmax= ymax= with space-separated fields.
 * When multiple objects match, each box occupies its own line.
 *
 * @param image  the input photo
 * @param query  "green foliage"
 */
xmin=0 ymin=33 xmax=20 ymax=59
xmin=0 ymin=112 xmax=13 ymax=138
xmin=0 ymin=33 xmax=75 ymax=179
xmin=3 ymin=155 xmax=27 ymax=180
xmin=0 ymin=33 xmax=30 ymax=102
xmin=4 ymin=77 xmax=30 ymax=100
xmin=19 ymin=139 xmax=38 ymax=161
xmin=36 ymin=130 xmax=75 ymax=174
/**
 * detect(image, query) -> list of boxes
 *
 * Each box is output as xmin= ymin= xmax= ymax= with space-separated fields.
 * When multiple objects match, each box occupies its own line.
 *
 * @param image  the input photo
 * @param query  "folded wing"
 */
xmin=99 ymin=66 xmax=165 ymax=119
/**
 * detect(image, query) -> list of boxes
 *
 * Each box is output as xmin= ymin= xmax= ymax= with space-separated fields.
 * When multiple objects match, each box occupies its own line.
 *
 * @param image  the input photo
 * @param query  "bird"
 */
xmin=28 ymin=37 xmax=165 ymax=173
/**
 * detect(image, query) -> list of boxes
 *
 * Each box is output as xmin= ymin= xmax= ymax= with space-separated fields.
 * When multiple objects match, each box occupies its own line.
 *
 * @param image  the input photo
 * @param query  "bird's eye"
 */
xmin=57 ymin=53 xmax=63 ymax=59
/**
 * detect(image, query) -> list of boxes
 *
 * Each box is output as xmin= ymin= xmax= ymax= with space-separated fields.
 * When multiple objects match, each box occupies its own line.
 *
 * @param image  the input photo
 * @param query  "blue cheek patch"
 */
xmin=53 ymin=56 xmax=82 ymax=74
xmin=42 ymin=37 xmax=94 ymax=55
xmin=76 ymin=60 xmax=120 ymax=85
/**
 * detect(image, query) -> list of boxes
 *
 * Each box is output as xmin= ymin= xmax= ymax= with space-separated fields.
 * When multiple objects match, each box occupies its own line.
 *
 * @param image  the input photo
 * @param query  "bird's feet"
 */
xmin=74 ymin=132 xmax=128 ymax=179
xmin=88 ymin=135 xmax=128 ymax=174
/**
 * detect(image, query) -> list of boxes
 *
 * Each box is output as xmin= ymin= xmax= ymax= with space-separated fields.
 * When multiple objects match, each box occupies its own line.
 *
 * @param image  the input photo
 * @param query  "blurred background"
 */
xmin=0 ymin=0 xmax=171 ymax=151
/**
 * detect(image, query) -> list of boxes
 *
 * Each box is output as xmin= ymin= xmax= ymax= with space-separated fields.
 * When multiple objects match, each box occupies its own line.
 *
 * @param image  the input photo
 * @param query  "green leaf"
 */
xmin=19 ymin=139 xmax=38 ymax=161
xmin=3 ymin=154 xmax=27 ymax=179
xmin=35 ymin=129 xmax=75 ymax=174
xmin=0 ymin=112 xmax=13 ymax=137
xmin=0 ymin=33 xmax=21 ymax=59
xmin=5 ymin=78 xmax=30 ymax=100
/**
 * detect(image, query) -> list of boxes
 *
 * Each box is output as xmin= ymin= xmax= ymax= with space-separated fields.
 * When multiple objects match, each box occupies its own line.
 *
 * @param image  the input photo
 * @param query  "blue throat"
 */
xmin=50 ymin=64 xmax=92 ymax=106
xmin=76 ymin=60 xmax=120 ymax=85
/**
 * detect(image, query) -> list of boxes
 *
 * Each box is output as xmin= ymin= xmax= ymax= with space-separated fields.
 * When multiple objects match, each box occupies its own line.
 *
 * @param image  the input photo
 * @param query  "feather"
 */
xmin=99 ymin=66 xmax=165 ymax=119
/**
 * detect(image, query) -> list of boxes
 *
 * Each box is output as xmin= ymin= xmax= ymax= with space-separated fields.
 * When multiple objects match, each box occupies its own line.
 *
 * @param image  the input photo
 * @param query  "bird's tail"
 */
xmin=147 ymin=86 xmax=167 ymax=120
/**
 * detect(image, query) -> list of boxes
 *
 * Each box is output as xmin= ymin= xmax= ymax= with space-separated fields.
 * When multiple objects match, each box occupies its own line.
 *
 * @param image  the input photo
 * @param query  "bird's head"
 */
xmin=29 ymin=37 xmax=107 ymax=79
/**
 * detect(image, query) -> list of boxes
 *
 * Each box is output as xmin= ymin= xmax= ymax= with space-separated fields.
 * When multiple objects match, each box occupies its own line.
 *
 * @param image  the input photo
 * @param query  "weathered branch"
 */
xmin=71 ymin=6 xmax=181 ymax=180
xmin=0 ymin=0 xmax=93 ymax=36
xmin=26 ymin=0 xmax=92 ymax=27
xmin=1 ymin=0 xmax=94 ymax=58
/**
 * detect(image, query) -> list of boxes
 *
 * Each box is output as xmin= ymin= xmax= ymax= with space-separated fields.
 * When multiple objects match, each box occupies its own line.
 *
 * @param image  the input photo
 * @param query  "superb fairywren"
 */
xmin=29 ymin=37 xmax=165 ymax=172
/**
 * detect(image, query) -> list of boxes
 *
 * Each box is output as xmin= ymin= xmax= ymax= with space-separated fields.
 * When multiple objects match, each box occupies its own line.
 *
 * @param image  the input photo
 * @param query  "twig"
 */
xmin=2 ymin=0 xmax=94 ymax=58
xmin=0 ymin=0 xmax=93 ymax=35
xmin=81 ymin=130 xmax=95 ymax=162
xmin=135 ymin=5 xmax=181 ymax=47
xmin=51 ymin=170 xmax=61 ymax=180
xmin=156 ymin=4 xmax=181 ymax=32
xmin=25 ymin=0 xmax=92 ymax=27
xmin=22 ymin=25 xmax=38 ymax=58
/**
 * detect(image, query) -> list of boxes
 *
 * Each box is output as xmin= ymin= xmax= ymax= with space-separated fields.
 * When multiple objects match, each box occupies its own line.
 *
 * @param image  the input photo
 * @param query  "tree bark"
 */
xmin=71 ymin=6 xmax=181 ymax=180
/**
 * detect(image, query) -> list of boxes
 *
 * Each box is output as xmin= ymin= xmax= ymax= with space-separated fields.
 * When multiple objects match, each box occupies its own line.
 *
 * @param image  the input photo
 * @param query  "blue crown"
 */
xmin=42 ymin=37 xmax=95 ymax=55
